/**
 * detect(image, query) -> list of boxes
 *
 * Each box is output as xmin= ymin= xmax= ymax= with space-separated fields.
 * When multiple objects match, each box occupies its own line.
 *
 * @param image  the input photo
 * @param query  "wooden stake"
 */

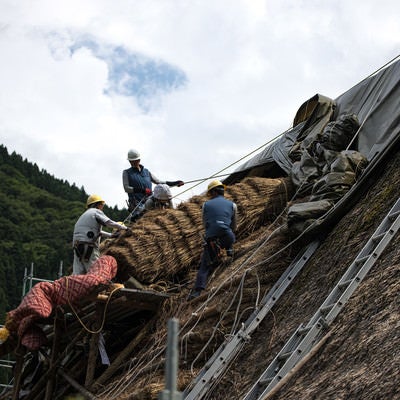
xmin=11 ymin=341 xmax=25 ymax=400
xmin=84 ymin=302 xmax=104 ymax=387
xmin=44 ymin=308 xmax=63 ymax=400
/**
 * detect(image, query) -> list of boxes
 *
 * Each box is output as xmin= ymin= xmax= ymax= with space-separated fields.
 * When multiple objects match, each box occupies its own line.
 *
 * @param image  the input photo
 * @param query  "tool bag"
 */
xmin=74 ymin=242 xmax=95 ymax=262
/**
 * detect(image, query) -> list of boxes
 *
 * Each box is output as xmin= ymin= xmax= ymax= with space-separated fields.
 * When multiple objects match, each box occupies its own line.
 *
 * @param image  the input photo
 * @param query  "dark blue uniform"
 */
xmin=194 ymin=195 xmax=237 ymax=290
xmin=124 ymin=166 xmax=152 ymax=205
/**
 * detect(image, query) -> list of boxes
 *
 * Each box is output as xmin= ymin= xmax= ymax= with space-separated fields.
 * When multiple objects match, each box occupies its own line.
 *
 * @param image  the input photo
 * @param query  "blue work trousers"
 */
xmin=194 ymin=231 xmax=235 ymax=290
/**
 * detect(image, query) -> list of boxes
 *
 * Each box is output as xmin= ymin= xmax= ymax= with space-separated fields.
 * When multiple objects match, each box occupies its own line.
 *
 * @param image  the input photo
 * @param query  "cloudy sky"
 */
xmin=1 ymin=1 xmax=399 ymax=209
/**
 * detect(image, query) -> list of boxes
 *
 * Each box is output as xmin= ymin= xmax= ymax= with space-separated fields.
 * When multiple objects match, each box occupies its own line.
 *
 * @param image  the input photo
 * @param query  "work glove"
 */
xmin=145 ymin=188 xmax=152 ymax=196
xmin=167 ymin=180 xmax=184 ymax=187
xmin=111 ymin=231 xmax=121 ymax=238
xmin=124 ymin=228 xmax=133 ymax=237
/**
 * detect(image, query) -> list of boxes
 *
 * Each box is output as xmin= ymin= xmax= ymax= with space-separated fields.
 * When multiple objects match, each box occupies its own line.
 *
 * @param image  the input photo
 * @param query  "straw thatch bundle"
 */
xmin=102 ymin=177 xmax=295 ymax=285
xmin=94 ymin=177 xmax=299 ymax=400
xmin=96 ymin=226 xmax=293 ymax=400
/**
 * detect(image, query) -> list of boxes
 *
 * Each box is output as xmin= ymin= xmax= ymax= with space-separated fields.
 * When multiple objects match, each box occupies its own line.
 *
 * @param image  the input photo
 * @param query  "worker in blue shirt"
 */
xmin=122 ymin=148 xmax=184 ymax=221
xmin=188 ymin=180 xmax=237 ymax=300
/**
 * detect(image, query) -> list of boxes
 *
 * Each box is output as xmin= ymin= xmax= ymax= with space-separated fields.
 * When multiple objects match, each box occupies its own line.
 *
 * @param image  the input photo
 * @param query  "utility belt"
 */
xmin=204 ymin=237 xmax=223 ymax=266
xmin=73 ymin=241 xmax=95 ymax=263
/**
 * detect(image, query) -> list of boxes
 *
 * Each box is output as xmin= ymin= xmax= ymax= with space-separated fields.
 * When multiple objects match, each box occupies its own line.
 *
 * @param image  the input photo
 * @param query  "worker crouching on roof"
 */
xmin=145 ymin=183 xmax=174 ymax=210
xmin=72 ymin=194 xmax=129 ymax=275
xmin=122 ymin=148 xmax=184 ymax=221
xmin=188 ymin=180 xmax=237 ymax=300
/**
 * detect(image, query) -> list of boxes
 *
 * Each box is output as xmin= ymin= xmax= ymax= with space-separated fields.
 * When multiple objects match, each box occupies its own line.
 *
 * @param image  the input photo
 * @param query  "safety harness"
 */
xmin=73 ymin=242 xmax=95 ymax=263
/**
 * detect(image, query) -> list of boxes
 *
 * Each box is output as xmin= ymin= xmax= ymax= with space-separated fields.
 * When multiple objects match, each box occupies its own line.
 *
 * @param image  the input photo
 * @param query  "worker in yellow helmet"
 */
xmin=188 ymin=180 xmax=237 ymax=300
xmin=72 ymin=194 xmax=129 ymax=275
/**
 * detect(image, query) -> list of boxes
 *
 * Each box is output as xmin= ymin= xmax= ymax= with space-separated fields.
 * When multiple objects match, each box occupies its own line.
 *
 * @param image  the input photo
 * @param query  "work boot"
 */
xmin=187 ymin=288 xmax=202 ymax=301
xmin=226 ymin=248 xmax=234 ymax=257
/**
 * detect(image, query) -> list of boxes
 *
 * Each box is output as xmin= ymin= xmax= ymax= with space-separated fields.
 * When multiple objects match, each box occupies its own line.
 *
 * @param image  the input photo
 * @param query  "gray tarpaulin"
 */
xmin=225 ymin=58 xmax=400 ymax=185
xmin=224 ymin=57 xmax=400 ymax=236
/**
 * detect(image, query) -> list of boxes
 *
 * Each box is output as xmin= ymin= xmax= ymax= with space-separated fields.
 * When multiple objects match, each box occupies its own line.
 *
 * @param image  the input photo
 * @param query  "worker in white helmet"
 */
xmin=122 ymin=149 xmax=184 ymax=220
xmin=188 ymin=180 xmax=237 ymax=300
xmin=72 ymin=194 xmax=129 ymax=275
xmin=145 ymin=183 xmax=174 ymax=210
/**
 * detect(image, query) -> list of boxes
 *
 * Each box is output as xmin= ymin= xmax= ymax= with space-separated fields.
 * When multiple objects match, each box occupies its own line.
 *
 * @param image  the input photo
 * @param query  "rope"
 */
xmin=182 ymin=172 xmax=232 ymax=184
xmin=172 ymin=130 xmax=291 ymax=200
xmin=340 ymin=53 xmax=400 ymax=98
xmin=100 ymin=178 xmax=311 ymax=399
xmin=344 ymin=54 xmax=400 ymax=152
xmin=123 ymin=196 xmax=147 ymax=224
xmin=99 ymin=56 xmax=400 ymax=399
xmin=188 ymin=268 xmax=250 ymax=373
xmin=65 ymin=277 xmax=123 ymax=334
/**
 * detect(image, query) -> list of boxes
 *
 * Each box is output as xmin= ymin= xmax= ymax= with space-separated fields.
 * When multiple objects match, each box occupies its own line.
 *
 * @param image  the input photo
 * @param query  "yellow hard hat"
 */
xmin=86 ymin=194 xmax=105 ymax=207
xmin=207 ymin=180 xmax=224 ymax=193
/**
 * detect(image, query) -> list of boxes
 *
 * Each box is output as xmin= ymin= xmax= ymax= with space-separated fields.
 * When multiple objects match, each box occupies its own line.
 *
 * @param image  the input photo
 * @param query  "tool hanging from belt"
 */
xmin=73 ymin=242 xmax=95 ymax=263
xmin=204 ymin=237 xmax=223 ymax=266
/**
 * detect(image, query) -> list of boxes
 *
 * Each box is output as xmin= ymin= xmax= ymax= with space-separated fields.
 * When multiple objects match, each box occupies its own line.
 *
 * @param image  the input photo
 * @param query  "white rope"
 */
xmin=172 ymin=129 xmax=291 ymax=201
xmin=98 ymin=56 xmax=400 ymax=396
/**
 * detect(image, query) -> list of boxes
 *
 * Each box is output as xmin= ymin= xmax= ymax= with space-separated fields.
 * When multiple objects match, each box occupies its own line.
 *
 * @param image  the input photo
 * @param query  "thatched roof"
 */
xmin=1 ymin=148 xmax=397 ymax=400
xmin=3 ymin=61 xmax=399 ymax=400
xmin=86 ymin=148 xmax=399 ymax=400
xmin=93 ymin=176 xmax=296 ymax=399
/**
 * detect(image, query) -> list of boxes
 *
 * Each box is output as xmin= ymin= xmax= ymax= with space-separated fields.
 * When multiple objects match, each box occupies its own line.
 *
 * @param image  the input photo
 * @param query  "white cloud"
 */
xmin=1 ymin=0 xmax=400 ymax=210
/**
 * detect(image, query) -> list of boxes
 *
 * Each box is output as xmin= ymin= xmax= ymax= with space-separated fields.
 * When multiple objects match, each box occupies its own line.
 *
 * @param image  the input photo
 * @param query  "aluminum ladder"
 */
xmin=243 ymin=196 xmax=400 ymax=400
xmin=183 ymin=240 xmax=320 ymax=400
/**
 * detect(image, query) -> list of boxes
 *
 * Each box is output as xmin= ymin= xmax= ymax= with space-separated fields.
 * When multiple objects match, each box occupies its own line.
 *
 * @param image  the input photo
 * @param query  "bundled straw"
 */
xmin=103 ymin=177 xmax=294 ymax=285
xmin=96 ymin=177 xmax=297 ymax=400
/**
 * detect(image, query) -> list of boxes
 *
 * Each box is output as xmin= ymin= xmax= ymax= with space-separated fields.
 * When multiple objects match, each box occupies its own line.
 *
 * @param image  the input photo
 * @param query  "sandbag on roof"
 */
xmin=290 ymin=114 xmax=363 ymax=192
xmin=287 ymin=149 xmax=368 ymax=235
xmin=225 ymin=94 xmax=336 ymax=182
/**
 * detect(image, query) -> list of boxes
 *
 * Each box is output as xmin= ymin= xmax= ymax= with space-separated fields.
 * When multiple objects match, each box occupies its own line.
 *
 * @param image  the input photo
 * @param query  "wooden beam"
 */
xmin=84 ymin=302 xmax=104 ymax=387
xmin=58 ymin=368 xmax=97 ymax=400
xmin=90 ymin=317 xmax=156 ymax=393
xmin=44 ymin=308 xmax=63 ymax=400
xmin=23 ymin=329 xmax=86 ymax=400
xmin=11 ymin=341 xmax=25 ymax=400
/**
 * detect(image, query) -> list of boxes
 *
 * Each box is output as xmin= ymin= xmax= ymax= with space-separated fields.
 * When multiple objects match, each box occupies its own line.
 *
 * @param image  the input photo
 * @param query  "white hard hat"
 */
xmin=127 ymin=149 xmax=141 ymax=161
xmin=153 ymin=184 xmax=172 ymax=201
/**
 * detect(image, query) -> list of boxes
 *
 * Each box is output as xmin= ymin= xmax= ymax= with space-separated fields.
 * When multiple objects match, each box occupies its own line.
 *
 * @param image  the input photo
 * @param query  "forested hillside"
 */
xmin=0 ymin=145 xmax=126 ymax=319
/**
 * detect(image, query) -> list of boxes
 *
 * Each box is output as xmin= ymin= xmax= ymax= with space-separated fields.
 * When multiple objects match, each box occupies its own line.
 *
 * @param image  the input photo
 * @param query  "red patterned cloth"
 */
xmin=6 ymin=255 xmax=117 ymax=351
